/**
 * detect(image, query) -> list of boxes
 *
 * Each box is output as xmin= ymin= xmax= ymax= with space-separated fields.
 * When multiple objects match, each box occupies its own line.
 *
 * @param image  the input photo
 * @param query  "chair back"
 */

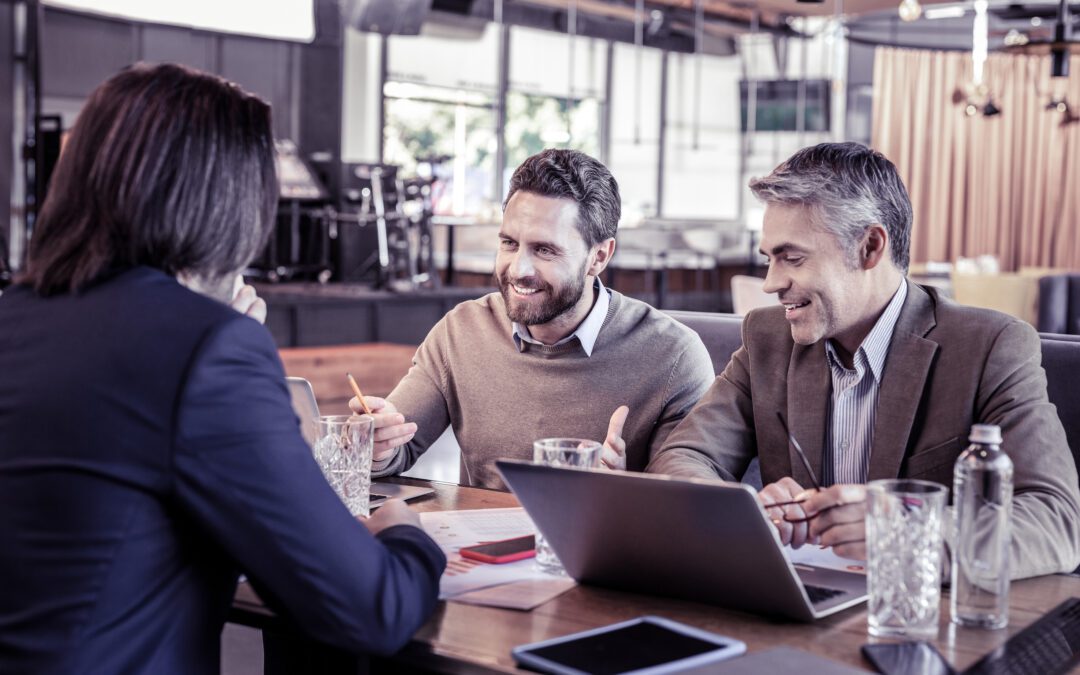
xmin=730 ymin=275 xmax=775 ymax=316
xmin=665 ymin=310 xmax=743 ymax=374
xmin=1037 ymin=274 xmax=1080 ymax=335
xmin=1041 ymin=333 xmax=1080 ymax=467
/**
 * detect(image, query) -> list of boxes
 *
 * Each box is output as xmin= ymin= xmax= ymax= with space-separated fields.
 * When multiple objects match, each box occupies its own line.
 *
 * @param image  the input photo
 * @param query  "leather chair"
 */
xmin=1040 ymin=333 xmax=1080 ymax=473
xmin=664 ymin=310 xmax=744 ymax=374
xmin=1037 ymin=274 xmax=1080 ymax=335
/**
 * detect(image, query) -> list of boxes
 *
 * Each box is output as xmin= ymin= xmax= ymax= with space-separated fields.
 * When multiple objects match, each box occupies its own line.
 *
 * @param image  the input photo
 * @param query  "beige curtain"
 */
xmin=872 ymin=47 xmax=1080 ymax=270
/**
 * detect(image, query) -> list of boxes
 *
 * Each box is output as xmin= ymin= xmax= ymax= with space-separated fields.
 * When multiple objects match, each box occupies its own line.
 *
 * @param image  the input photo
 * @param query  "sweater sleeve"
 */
xmin=647 ymin=313 xmax=759 ymax=481
xmin=374 ymin=318 xmax=454 ymax=477
xmin=645 ymin=326 xmax=718 ymax=467
xmin=173 ymin=316 xmax=446 ymax=655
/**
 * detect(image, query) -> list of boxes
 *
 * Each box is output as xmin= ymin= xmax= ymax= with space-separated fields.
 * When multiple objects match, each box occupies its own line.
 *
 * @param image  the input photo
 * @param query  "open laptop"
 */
xmin=287 ymin=376 xmax=433 ymax=506
xmin=496 ymin=459 xmax=867 ymax=622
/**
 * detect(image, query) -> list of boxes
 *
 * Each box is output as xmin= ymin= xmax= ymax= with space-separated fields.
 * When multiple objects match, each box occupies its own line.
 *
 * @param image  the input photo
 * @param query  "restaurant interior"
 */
xmin=2 ymin=0 xmax=1080 ymax=673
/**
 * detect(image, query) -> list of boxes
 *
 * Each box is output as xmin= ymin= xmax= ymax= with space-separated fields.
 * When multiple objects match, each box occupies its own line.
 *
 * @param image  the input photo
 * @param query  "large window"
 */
xmin=662 ymin=51 xmax=741 ymax=220
xmin=503 ymin=92 xmax=600 ymax=184
xmin=608 ymin=42 xmax=663 ymax=220
xmin=383 ymin=24 xmax=501 ymax=215
xmin=383 ymin=83 xmax=497 ymax=216
xmin=506 ymin=27 xmax=605 ymax=194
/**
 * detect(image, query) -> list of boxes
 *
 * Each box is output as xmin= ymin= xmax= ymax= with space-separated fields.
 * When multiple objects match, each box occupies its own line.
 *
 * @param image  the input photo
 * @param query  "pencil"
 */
xmin=346 ymin=373 xmax=373 ymax=415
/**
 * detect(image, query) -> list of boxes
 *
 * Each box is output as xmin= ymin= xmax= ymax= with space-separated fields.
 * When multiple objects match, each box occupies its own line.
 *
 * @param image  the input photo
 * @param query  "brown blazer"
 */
xmin=649 ymin=281 xmax=1080 ymax=578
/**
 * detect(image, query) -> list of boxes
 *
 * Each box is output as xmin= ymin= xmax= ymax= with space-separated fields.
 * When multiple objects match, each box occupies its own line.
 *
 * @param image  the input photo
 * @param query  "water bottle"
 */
xmin=951 ymin=424 xmax=1013 ymax=628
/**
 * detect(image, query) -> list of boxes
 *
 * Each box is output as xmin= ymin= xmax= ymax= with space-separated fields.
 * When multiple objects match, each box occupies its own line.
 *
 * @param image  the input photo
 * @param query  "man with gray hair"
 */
xmin=353 ymin=148 xmax=714 ymax=489
xmin=649 ymin=142 xmax=1080 ymax=578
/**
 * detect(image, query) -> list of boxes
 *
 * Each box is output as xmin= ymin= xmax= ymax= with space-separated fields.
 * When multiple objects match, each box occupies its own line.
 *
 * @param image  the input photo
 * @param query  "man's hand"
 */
xmin=360 ymin=498 xmax=421 ymax=536
xmin=802 ymin=484 xmax=868 ymax=560
xmin=348 ymin=396 xmax=417 ymax=461
xmin=600 ymin=405 xmax=629 ymax=470
xmin=230 ymin=283 xmax=267 ymax=324
xmin=758 ymin=477 xmax=814 ymax=548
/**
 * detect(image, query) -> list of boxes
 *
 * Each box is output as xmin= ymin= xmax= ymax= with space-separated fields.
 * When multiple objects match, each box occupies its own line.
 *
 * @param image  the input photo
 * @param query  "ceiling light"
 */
xmin=1047 ymin=98 xmax=1071 ymax=114
xmin=983 ymin=99 xmax=1001 ymax=116
xmin=898 ymin=0 xmax=922 ymax=22
xmin=965 ymin=102 xmax=979 ymax=116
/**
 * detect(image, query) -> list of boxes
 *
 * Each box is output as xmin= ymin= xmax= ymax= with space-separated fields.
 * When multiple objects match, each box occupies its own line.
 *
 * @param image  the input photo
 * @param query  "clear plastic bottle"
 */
xmin=951 ymin=424 xmax=1013 ymax=628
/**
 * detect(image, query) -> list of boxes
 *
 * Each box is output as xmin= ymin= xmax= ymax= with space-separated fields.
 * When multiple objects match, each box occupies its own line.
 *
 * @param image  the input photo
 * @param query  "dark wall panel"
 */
xmin=42 ymin=10 xmax=133 ymax=97
xmin=139 ymin=25 xmax=214 ymax=72
xmin=296 ymin=304 xmax=377 ymax=346
xmin=219 ymin=37 xmax=293 ymax=139
xmin=38 ymin=8 xmax=304 ymax=143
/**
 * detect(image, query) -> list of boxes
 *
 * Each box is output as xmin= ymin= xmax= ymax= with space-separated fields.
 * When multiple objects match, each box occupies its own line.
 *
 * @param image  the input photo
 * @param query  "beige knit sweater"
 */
xmin=373 ymin=290 xmax=715 ymax=489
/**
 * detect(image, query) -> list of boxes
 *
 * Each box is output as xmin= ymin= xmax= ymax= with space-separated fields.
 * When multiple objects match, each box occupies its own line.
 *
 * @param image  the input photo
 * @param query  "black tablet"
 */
xmin=511 ymin=616 xmax=746 ymax=675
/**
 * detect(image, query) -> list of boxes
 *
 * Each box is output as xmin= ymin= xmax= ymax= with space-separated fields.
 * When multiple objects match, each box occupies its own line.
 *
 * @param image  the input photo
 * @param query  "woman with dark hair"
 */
xmin=0 ymin=63 xmax=445 ymax=673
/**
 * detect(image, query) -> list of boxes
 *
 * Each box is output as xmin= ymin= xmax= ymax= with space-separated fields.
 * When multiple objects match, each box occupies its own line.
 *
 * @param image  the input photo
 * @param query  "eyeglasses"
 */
xmin=776 ymin=410 xmax=820 ymax=491
xmin=759 ymin=412 xmax=827 ymax=523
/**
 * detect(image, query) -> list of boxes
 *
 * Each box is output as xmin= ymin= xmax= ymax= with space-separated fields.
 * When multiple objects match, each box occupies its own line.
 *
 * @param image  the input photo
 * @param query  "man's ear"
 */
xmin=861 ymin=225 xmax=889 ymax=270
xmin=589 ymin=238 xmax=616 ymax=276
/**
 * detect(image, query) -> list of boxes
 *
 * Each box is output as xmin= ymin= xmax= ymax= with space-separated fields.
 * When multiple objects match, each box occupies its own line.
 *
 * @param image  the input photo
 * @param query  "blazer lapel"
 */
xmin=787 ymin=342 xmax=831 ymax=488
xmin=868 ymin=281 xmax=940 ymax=481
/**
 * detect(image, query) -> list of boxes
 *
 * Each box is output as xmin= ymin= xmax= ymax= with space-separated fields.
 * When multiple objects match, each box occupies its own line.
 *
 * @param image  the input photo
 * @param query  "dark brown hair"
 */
xmin=505 ymin=148 xmax=621 ymax=248
xmin=24 ymin=62 xmax=277 ymax=295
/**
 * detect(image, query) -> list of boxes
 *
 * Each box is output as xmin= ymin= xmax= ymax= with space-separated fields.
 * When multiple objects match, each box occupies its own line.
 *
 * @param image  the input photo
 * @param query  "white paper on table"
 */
xmin=420 ymin=507 xmax=535 ymax=549
xmin=420 ymin=508 xmax=557 ymax=600
xmin=450 ymin=578 xmax=576 ymax=610
xmin=784 ymin=544 xmax=867 ymax=574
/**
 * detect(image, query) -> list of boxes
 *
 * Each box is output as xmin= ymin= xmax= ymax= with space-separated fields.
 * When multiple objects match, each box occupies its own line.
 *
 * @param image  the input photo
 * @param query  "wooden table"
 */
xmin=231 ymin=478 xmax=1080 ymax=673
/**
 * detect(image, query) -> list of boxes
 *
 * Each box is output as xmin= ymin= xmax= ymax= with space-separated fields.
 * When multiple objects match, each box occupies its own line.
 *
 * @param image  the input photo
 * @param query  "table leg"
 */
xmin=446 ymin=225 xmax=456 ymax=287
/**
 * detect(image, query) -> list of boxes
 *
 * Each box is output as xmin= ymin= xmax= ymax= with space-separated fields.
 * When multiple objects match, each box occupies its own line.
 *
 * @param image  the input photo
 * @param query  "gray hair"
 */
xmin=748 ymin=142 xmax=912 ymax=272
xmin=504 ymin=148 xmax=621 ymax=248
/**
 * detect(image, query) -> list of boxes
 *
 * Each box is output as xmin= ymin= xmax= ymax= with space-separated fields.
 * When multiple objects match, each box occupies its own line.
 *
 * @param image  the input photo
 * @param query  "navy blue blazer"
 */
xmin=0 ymin=267 xmax=446 ymax=673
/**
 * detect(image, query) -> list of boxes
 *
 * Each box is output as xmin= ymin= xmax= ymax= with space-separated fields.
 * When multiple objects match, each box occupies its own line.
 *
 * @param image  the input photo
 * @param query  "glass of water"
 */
xmin=313 ymin=415 xmax=374 ymax=517
xmin=532 ymin=438 xmax=602 ymax=575
xmin=866 ymin=479 xmax=948 ymax=638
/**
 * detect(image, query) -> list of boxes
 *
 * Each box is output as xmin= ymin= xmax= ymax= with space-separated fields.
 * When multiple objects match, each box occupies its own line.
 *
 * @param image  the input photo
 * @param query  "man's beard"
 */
xmin=495 ymin=262 xmax=588 ymax=326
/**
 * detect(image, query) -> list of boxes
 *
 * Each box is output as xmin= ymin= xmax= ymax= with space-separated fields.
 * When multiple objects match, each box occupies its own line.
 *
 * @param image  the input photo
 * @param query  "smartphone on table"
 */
xmin=459 ymin=534 xmax=536 ymax=564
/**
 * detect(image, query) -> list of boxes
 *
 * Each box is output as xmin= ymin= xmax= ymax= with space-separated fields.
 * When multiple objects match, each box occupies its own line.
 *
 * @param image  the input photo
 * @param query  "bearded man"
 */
xmin=353 ymin=149 xmax=714 ymax=489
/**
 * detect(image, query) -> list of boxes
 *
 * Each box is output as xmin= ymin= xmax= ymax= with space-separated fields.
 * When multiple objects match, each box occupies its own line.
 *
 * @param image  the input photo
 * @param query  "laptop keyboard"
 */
xmin=804 ymin=584 xmax=847 ymax=605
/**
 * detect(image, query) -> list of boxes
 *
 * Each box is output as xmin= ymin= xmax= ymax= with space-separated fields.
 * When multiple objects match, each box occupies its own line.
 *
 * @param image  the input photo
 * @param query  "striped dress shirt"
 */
xmin=822 ymin=281 xmax=908 ymax=486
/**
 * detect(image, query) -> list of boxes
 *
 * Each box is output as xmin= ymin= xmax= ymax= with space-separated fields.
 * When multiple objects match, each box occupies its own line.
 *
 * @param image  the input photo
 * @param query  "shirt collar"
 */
xmin=825 ymin=279 xmax=908 ymax=381
xmin=512 ymin=277 xmax=610 ymax=357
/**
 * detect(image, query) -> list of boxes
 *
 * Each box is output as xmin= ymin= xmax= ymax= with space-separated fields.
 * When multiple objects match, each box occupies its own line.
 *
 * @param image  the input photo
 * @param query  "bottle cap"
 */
xmin=969 ymin=424 xmax=1002 ymax=445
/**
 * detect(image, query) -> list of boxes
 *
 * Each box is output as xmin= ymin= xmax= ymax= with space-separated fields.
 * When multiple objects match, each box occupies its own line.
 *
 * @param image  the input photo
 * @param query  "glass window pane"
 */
xmin=383 ymin=83 xmax=497 ymax=216
xmin=662 ymin=52 xmax=741 ymax=220
xmin=608 ymin=42 xmax=662 ymax=219
xmin=510 ymin=26 xmax=606 ymax=100
xmin=388 ymin=23 xmax=499 ymax=94
xmin=503 ymin=92 xmax=600 ymax=190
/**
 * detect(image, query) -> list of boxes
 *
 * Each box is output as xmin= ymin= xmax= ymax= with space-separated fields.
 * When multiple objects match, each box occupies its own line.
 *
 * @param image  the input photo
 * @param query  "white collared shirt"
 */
xmin=822 ymin=280 xmax=909 ymax=485
xmin=511 ymin=277 xmax=610 ymax=357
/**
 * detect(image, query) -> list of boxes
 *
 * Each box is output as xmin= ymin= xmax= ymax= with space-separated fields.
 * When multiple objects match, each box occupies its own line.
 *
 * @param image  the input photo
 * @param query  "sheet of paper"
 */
xmin=420 ymin=508 xmax=557 ymax=599
xmin=420 ymin=507 xmax=535 ymax=549
xmin=450 ymin=578 xmax=577 ymax=611
xmin=784 ymin=544 xmax=867 ymax=574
